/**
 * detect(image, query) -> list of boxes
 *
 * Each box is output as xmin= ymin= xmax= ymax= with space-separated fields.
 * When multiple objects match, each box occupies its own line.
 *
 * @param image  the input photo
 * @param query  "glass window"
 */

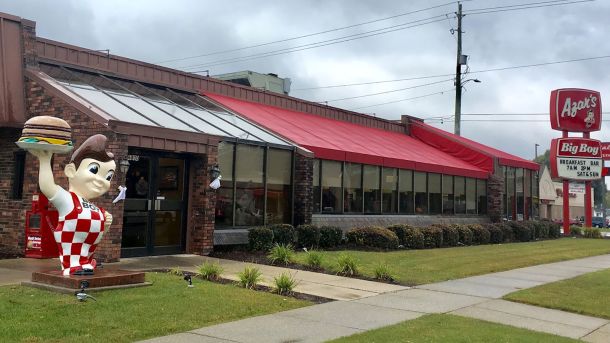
xmin=151 ymin=101 xmax=230 ymax=137
xmin=321 ymin=160 xmax=342 ymax=213
xmin=428 ymin=173 xmax=442 ymax=214
xmin=235 ymin=145 xmax=264 ymax=226
xmin=215 ymin=142 xmax=234 ymax=227
xmin=106 ymin=91 xmax=196 ymax=132
xmin=524 ymin=170 xmax=531 ymax=220
xmin=344 ymin=163 xmax=363 ymax=213
xmin=64 ymin=84 xmax=155 ymax=126
xmin=414 ymin=172 xmax=427 ymax=214
xmin=455 ymin=176 xmax=466 ymax=214
xmin=266 ymin=149 xmax=292 ymax=224
xmin=399 ymin=169 xmax=414 ymax=214
xmin=363 ymin=165 xmax=381 ymax=213
xmin=442 ymin=175 xmax=454 ymax=215
xmin=313 ymin=159 xmax=321 ymax=213
xmin=516 ymin=168 xmax=525 ymax=219
xmin=506 ymin=167 xmax=516 ymax=220
xmin=466 ymin=178 xmax=476 ymax=214
xmin=382 ymin=168 xmax=398 ymax=213
xmin=477 ymin=179 xmax=487 ymax=215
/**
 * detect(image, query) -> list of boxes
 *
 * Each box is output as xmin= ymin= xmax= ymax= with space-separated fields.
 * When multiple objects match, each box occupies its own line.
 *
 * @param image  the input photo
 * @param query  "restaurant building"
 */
xmin=0 ymin=12 xmax=539 ymax=261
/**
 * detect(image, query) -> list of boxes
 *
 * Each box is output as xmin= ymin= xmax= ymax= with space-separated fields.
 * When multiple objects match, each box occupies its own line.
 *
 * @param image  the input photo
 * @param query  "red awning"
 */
xmin=205 ymin=93 xmax=489 ymax=179
xmin=410 ymin=121 xmax=540 ymax=171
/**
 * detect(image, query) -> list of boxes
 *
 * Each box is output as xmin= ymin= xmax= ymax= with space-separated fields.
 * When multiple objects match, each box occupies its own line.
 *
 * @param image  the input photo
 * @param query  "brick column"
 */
xmin=487 ymin=174 xmax=504 ymax=223
xmin=293 ymin=153 xmax=313 ymax=226
xmin=20 ymin=18 xmax=38 ymax=69
xmin=187 ymin=145 xmax=218 ymax=255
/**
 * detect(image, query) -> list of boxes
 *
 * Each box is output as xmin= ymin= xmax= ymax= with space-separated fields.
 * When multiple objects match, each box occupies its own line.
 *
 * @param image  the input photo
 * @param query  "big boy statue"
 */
xmin=22 ymin=117 xmax=115 ymax=276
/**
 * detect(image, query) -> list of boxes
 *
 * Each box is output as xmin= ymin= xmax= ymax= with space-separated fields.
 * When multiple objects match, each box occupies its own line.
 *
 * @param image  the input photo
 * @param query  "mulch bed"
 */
xmin=210 ymin=247 xmax=405 ymax=286
xmin=0 ymin=252 xmax=21 ymax=260
xmin=151 ymin=268 xmax=332 ymax=304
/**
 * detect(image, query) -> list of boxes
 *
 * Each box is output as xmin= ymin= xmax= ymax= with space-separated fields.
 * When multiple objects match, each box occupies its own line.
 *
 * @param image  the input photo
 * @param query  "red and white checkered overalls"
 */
xmin=53 ymin=192 xmax=106 ymax=276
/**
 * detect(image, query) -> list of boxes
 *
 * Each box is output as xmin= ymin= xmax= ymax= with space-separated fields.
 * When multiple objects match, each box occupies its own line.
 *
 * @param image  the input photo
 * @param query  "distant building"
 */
xmin=539 ymin=167 xmax=594 ymax=220
xmin=214 ymin=71 xmax=291 ymax=95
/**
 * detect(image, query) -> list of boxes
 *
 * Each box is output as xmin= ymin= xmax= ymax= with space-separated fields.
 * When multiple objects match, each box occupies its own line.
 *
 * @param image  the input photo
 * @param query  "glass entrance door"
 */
xmin=122 ymin=153 xmax=187 ymax=257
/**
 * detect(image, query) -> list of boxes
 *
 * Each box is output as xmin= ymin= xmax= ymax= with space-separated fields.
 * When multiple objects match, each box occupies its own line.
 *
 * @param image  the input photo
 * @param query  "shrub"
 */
xmin=402 ymin=227 xmax=425 ymax=249
xmin=373 ymin=263 xmax=395 ymax=282
xmin=267 ymin=244 xmax=295 ymax=265
xmin=583 ymin=227 xmax=602 ymax=239
xmin=304 ymin=250 xmax=324 ymax=269
xmin=432 ymin=224 xmax=459 ymax=247
xmin=420 ymin=226 xmax=443 ymax=248
xmin=273 ymin=272 xmax=298 ymax=295
xmin=346 ymin=227 xmax=399 ymax=249
xmin=197 ymin=262 xmax=224 ymax=281
xmin=469 ymin=224 xmax=490 ymax=245
xmin=269 ymin=224 xmax=296 ymax=245
xmin=497 ymin=222 xmax=515 ymax=242
xmin=168 ymin=267 xmax=182 ymax=276
xmin=336 ymin=253 xmax=359 ymax=276
xmin=571 ymin=226 xmax=583 ymax=237
xmin=547 ymin=221 xmax=561 ymax=238
xmin=296 ymin=224 xmax=320 ymax=248
xmin=456 ymin=225 xmax=473 ymax=245
xmin=487 ymin=224 xmax=504 ymax=244
xmin=386 ymin=224 xmax=416 ymax=247
xmin=319 ymin=226 xmax=343 ymax=248
xmin=509 ymin=221 xmax=533 ymax=242
xmin=248 ymin=227 xmax=274 ymax=251
xmin=532 ymin=221 xmax=549 ymax=239
xmin=237 ymin=266 xmax=263 ymax=289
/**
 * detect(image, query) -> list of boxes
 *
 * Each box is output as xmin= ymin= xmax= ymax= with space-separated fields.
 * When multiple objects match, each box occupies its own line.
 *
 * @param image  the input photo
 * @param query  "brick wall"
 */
xmin=487 ymin=174 xmax=504 ymax=223
xmin=22 ymin=79 xmax=129 ymax=262
xmin=0 ymin=128 xmax=30 ymax=254
xmin=186 ymin=147 xmax=217 ymax=254
xmin=293 ymin=153 xmax=313 ymax=226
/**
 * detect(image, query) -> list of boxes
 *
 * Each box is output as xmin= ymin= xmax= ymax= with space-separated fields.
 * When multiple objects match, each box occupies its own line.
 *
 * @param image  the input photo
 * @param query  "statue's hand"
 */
xmin=28 ymin=149 xmax=53 ymax=161
xmin=104 ymin=212 xmax=113 ymax=228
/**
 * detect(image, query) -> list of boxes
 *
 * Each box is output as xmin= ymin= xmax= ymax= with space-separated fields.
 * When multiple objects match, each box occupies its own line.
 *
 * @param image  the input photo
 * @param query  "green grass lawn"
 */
xmin=295 ymin=238 xmax=610 ymax=285
xmin=329 ymin=314 xmax=578 ymax=343
xmin=0 ymin=273 xmax=310 ymax=343
xmin=504 ymin=268 xmax=610 ymax=319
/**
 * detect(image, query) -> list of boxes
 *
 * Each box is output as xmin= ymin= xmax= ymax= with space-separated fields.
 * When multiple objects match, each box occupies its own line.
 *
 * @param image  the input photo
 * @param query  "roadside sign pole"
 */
xmin=563 ymin=180 xmax=571 ymax=235
xmin=584 ymin=132 xmax=592 ymax=228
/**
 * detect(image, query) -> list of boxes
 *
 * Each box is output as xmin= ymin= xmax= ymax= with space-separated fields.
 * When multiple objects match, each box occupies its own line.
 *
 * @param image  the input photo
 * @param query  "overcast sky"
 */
xmin=2 ymin=0 xmax=610 ymax=164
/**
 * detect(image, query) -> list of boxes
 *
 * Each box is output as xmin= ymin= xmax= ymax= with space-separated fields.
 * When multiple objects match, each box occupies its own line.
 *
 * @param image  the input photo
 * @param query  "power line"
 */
xmin=186 ymin=15 xmax=453 ymax=71
xmin=187 ymin=0 xmax=592 ymax=71
xmin=461 ymin=112 xmax=610 ymax=116
xmin=348 ymin=88 xmax=455 ymax=110
xmin=464 ymin=0 xmax=593 ymax=15
xmin=318 ymin=78 xmax=454 ymax=103
xmin=156 ymin=1 xmax=458 ymax=65
xmin=292 ymin=54 xmax=610 ymax=91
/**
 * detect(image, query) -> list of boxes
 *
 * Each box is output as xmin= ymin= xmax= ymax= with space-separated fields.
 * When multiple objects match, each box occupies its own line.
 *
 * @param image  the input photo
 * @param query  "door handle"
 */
xmin=147 ymin=200 xmax=152 ymax=211
xmin=155 ymin=200 xmax=161 ymax=211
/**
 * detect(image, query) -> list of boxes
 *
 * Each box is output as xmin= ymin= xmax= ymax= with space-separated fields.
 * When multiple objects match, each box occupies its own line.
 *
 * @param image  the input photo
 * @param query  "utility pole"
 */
xmin=454 ymin=2 xmax=464 ymax=136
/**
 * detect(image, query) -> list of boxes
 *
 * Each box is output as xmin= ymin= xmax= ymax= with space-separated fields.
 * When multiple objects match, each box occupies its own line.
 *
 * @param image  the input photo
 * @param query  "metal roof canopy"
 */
xmin=37 ymin=63 xmax=295 ymax=151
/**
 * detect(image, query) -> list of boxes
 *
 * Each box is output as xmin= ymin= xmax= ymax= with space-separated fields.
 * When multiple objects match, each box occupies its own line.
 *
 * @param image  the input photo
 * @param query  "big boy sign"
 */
xmin=550 ymin=137 xmax=602 ymax=180
xmin=550 ymin=88 xmax=602 ymax=132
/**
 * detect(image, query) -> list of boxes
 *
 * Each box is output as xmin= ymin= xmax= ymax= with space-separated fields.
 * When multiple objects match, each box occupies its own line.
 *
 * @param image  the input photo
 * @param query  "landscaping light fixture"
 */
xmin=119 ymin=159 xmax=130 ymax=174
xmin=210 ymin=165 xmax=221 ymax=180
xmin=184 ymin=274 xmax=194 ymax=288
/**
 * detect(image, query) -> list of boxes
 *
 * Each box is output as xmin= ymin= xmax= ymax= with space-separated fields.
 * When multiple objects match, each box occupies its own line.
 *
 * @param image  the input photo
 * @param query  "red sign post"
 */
xmin=549 ymin=88 xmax=602 ymax=234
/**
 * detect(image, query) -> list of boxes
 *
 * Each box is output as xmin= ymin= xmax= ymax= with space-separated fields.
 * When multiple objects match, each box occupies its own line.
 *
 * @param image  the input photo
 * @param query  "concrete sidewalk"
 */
xmin=0 ymin=254 xmax=406 ymax=301
xmin=140 ymin=253 xmax=610 ymax=343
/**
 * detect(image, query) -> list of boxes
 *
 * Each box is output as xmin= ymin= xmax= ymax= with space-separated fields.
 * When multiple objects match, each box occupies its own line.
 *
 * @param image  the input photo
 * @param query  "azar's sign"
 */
xmin=550 ymin=138 xmax=602 ymax=180
xmin=550 ymin=88 xmax=602 ymax=132
xmin=601 ymin=142 xmax=610 ymax=160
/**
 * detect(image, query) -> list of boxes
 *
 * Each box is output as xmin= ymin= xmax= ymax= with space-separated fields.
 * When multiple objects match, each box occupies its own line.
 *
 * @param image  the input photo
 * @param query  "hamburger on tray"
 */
xmin=16 ymin=116 xmax=73 ymax=154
